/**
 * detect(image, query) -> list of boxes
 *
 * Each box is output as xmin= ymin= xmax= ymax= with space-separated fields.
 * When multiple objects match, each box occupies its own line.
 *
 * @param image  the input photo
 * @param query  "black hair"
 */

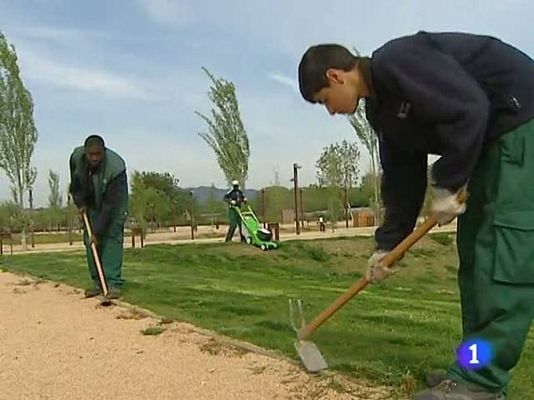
xmin=298 ymin=44 xmax=358 ymax=103
xmin=84 ymin=134 xmax=105 ymax=149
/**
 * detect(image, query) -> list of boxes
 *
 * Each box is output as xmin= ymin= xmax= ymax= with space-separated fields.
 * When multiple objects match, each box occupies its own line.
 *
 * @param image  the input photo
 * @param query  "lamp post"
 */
xmin=292 ymin=163 xmax=301 ymax=235
xmin=300 ymin=188 xmax=304 ymax=228
xmin=345 ymin=186 xmax=349 ymax=228
xmin=189 ymin=191 xmax=195 ymax=240
xmin=28 ymin=187 xmax=35 ymax=248
xmin=261 ymin=188 xmax=266 ymax=228
xmin=67 ymin=195 xmax=73 ymax=245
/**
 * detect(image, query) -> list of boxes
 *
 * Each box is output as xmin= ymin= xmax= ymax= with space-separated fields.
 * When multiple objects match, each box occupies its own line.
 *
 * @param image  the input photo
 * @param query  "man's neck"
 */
xmin=357 ymin=57 xmax=374 ymax=98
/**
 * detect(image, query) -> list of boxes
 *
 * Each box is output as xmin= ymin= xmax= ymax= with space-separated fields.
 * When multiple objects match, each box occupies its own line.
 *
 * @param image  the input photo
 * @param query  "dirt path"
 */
xmin=0 ymin=271 xmax=396 ymax=400
xmin=6 ymin=223 xmax=457 ymax=255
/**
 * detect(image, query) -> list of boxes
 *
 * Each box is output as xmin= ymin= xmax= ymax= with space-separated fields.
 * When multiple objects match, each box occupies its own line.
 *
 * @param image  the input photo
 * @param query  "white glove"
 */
xmin=431 ymin=187 xmax=466 ymax=226
xmin=230 ymin=200 xmax=237 ymax=205
xmin=366 ymin=250 xmax=397 ymax=283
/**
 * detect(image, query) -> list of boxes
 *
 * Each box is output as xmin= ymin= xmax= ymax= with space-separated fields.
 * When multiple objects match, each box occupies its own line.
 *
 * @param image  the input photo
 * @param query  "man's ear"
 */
xmin=325 ymin=68 xmax=344 ymax=84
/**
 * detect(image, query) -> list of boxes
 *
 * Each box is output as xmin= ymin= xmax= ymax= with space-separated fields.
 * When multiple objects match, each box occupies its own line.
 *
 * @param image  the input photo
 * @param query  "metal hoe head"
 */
xmin=101 ymin=296 xmax=113 ymax=307
xmin=289 ymin=298 xmax=328 ymax=372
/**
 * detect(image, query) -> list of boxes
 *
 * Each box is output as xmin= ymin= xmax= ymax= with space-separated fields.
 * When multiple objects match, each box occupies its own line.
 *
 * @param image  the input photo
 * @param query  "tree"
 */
xmin=316 ymin=140 xmax=360 ymax=229
xmin=47 ymin=170 xmax=63 ymax=231
xmin=348 ymin=99 xmax=382 ymax=224
xmin=129 ymin=171 xmax=188 ymax=232
xmin=205 ymin=183 xmax=225 ymax=226
xmin=196 ymin=67 xmax=250 ymax=188
xmin=65 ymin=193 xmax=79 ymax=241
xmin=263 ymin=185 xmax=291 ymax=223
xmin=0 ymin=201 xmax=27 ymax=233
xmin=0 ymin=31 xmax=38 ymax=249
xmin=420 ymin=164 xmax=435 ymax=219
xmin=136 ymin=171 xmax=188 ymax=223
xmin=316 ymin=140 xmax=360 ymax=190
xmin=48 ymin=170 xmax=62 ymax=208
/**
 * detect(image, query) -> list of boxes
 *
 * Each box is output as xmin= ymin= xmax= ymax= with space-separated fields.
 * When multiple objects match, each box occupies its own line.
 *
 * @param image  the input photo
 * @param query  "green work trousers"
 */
xmin=83 ymin=212 xmax=125 ymax=288
xmin=225 ymin=207 xmax=244 ymax=242
xmin=447 ymin=119 xmax=534 ymax=393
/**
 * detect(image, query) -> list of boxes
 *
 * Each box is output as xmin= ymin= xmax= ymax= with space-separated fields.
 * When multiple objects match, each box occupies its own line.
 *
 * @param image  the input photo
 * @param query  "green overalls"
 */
xmin=70 ymin=147 xmax=129 ymax=288
xmin=448 ymin=119 xmax=534 ymax=393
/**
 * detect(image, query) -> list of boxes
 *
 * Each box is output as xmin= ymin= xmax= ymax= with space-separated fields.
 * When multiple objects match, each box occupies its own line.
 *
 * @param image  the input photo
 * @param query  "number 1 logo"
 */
xmin=468 ymin=344 xmax=479 ymax=365
xmin=457 ymin=339 xmax=492 ymax=370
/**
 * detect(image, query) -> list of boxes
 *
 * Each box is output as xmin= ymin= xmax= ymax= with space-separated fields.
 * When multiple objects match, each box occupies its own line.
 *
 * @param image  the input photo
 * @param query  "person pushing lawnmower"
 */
xmin=223 ymin=180 xmax=247 ymax=243
xmin=298 ymin=31 xmax=534 ymax=400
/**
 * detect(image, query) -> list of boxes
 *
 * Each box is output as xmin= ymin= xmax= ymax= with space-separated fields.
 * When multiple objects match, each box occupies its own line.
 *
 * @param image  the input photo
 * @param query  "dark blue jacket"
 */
xmin=223 ymin=188 xmax=246 ymax=208
xmin=364 ymin=31 xmax=534 ymax=250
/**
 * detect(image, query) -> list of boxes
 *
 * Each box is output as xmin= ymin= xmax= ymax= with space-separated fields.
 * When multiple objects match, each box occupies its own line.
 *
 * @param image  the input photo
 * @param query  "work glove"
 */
xmin=366 ymin=250 xmax=398 ymax=283
xmin=431 ymin=187 xmax=466 ymax=226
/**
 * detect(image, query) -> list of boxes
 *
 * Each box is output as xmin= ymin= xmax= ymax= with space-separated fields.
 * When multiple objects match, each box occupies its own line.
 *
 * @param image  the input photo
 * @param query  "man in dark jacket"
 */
xmin=223 ymin=180 xmax=247 ymax=242
xmin=69 ymin=135 xmax=129 ymax=299
xmin=298 ymin=31 xmax=534 ymax=399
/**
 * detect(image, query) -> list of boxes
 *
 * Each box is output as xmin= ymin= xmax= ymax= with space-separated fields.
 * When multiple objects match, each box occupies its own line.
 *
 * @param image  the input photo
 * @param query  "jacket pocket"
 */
xmin=493 ymin=210 xmax=534 ymax=284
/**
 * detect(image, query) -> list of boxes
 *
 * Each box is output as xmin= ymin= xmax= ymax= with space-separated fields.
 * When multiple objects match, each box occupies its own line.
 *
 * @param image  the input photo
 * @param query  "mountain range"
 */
xmin=184 ymin=186 xmax=260 ymax=204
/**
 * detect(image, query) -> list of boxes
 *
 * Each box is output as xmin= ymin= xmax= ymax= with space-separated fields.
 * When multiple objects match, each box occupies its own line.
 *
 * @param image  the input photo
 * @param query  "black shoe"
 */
xmin=84 ymin=286 xmax=102 ymax=298
xmin=414 ymin=379 xmax=506 ymax=399
xmin=425 ymin=370 xmax=447 ymax=388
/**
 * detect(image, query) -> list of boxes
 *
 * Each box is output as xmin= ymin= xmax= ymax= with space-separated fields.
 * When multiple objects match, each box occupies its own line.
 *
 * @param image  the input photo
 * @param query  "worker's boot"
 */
xmin=84 ymin=286 xmax=102 ymax=298
xmin=413 ymin=380 xmax=506 ymax=400
xmin=107 ymin=287 xmax=122 ymax=299
xmin=425 ymin=370 xmax=447 ymax=387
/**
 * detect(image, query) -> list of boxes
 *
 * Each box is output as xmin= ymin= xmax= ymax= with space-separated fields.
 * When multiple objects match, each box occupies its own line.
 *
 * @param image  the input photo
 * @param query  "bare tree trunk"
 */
xmin=369 ymin=139 xmax=382 ymax=226
xmin=18 ymin=188 xmax=27 ymax=251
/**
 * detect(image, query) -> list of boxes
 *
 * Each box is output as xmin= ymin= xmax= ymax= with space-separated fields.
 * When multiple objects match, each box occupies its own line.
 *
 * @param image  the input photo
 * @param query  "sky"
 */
xmin=0 ymin=0 xmax=532 ymax=207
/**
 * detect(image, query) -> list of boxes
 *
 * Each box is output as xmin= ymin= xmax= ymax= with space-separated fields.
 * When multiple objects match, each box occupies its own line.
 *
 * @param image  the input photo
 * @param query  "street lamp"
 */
xmin=28 ymin=186 xmax=35 ymax=248
xmin=292 ymin=163 xmax=301 ymax=235
xmin=261 ymin=188 xmax=266 ymax=228
xmin=67 ymin=195 xmax=73 ymax=245
xmin=189 ymin=191 xmax=195 ymax=240
xmin=345 ymin=186 xmax=349 ymax=228
xmin=300 ymin=188 xmax=304 ymax=228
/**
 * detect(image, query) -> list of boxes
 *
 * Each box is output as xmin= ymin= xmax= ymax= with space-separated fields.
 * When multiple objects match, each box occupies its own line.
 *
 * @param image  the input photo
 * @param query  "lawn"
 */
xmin=1 ymin=233 xmax=532 ymax=399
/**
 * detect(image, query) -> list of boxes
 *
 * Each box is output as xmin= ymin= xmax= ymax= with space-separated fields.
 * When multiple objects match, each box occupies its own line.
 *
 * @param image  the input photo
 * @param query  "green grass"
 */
xmin=9 ymin=232 xmax=84 ymax=245
xmin=140 ymin=326 xmax=165 ymax=336
xmin=9 ymin=231 xmax=134 ymax=245
xmin=429 ymin=233 xmax=455 ymax=247
xmin=1 ymin=233 xmax=532 ymax=399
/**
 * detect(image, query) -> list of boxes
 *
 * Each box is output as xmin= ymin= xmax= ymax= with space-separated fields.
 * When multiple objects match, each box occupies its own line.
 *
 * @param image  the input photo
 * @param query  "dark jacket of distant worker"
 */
xmin=298 ymin=31 xmax=534 ymax=400
xmin=69 ymin=134 xmax=129 ymax=299
xmin=223 ymin=180 xmax=246 ymax=242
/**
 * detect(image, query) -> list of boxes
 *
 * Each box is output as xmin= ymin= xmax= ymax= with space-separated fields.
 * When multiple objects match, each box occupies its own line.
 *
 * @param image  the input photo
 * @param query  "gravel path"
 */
xmin=0 ymin=271 xmax=395 ymax=400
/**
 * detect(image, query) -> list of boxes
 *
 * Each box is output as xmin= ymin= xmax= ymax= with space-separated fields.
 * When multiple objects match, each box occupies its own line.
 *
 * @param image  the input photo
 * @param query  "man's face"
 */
xmin=312 ymin=68 xmax=360 ymax=116
xmin=85 ymin=144 xmax=105 ymax=170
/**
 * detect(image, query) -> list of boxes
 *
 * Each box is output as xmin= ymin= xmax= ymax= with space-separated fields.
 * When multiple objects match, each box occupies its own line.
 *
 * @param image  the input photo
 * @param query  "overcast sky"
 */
xmin=0 ymin=0 xmax=532 ymax=206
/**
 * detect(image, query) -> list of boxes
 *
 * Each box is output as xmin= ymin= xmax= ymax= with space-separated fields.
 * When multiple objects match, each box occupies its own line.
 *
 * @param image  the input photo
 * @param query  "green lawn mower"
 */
xmin=232 ymin=204 xmax=278 ymax=251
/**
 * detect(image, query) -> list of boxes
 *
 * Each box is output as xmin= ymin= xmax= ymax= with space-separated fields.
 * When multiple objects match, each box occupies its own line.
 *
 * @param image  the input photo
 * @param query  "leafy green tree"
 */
xmin=316 ymin=140 xmax=360 ymax=228
xmin=0 ymin=30 xmax=38 ymax=249
xmin=196 ymin=67 xmax=250 ymax=188
xmin=47 ymin=170 xmax=63 ymax=230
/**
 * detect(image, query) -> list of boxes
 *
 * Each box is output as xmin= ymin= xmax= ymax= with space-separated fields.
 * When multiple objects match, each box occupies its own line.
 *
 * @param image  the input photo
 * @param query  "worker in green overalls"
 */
xmin=69 ymin=135 xmax=129 ymax=299
xmin=223 ymin=180 xmax=247 ymax=242
xmin=298 ymin=32 xmax=534 ymax=399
